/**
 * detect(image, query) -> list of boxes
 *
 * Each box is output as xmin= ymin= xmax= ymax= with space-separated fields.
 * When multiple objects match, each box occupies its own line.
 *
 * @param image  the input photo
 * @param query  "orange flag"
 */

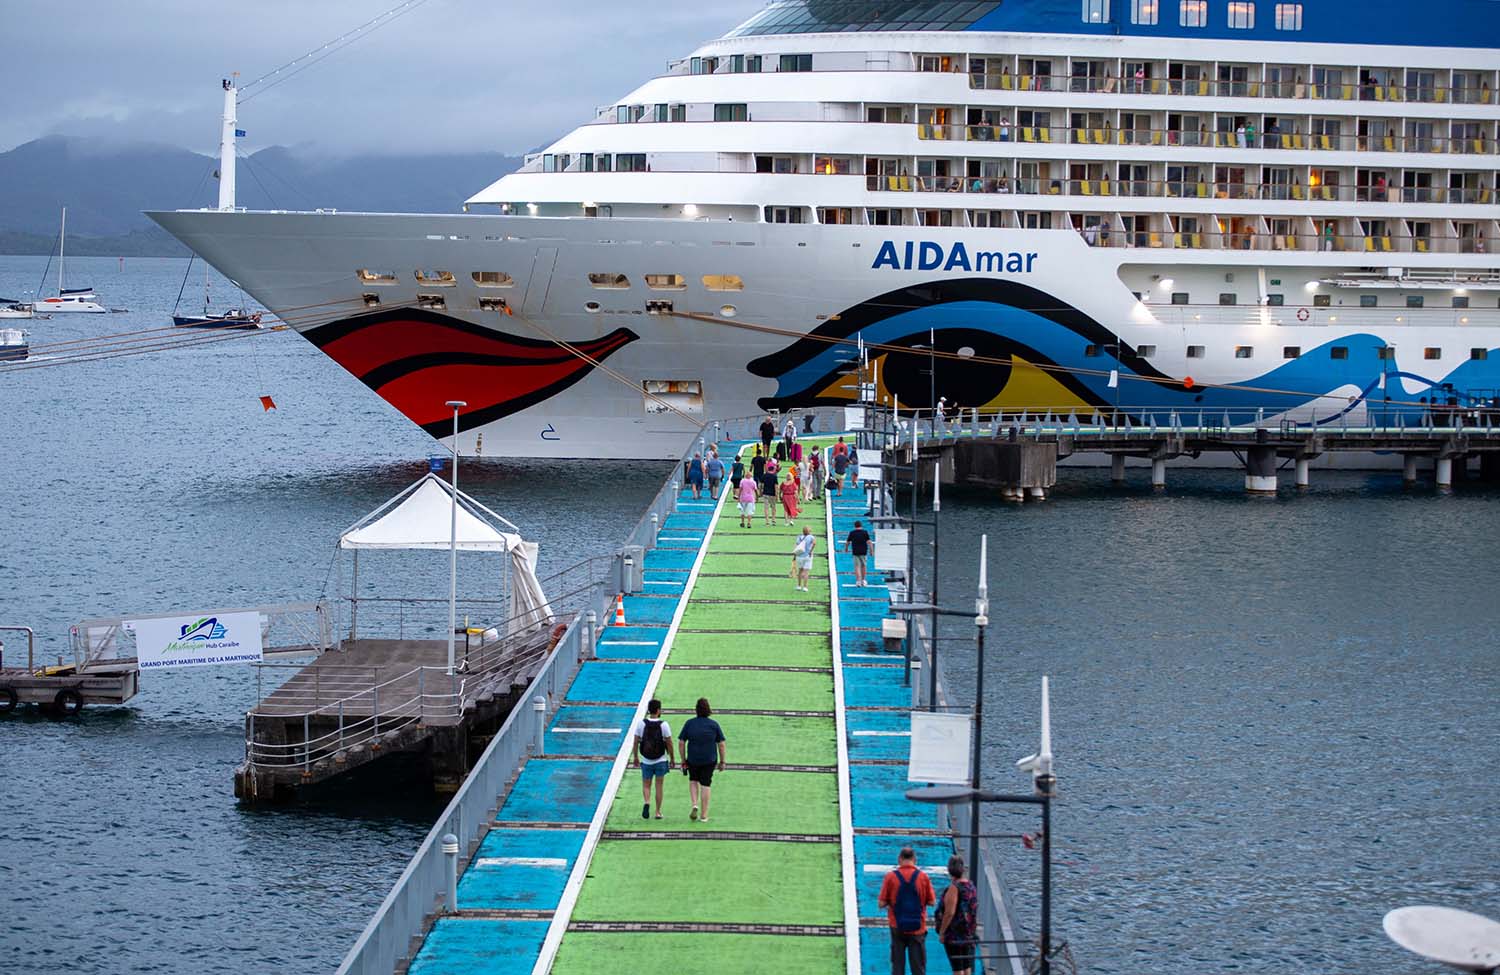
xmin=259 ymin=395 xmax=277 ymax=411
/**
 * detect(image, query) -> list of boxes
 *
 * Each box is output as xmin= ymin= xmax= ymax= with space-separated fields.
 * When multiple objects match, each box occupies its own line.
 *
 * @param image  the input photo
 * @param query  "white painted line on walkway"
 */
xmin=825 ymin=442 xmax=862 ymax=975
xmin=845 ymin=653 xmax=899 ymax=660
xmin=862 ymin=864 xmax=947 ymax=875
xmin=598 ymin=640 xmax=660 ymax=646
xmin=476 ymin=857 xmax=570 ymax=869
xmin=550 ymin=727 xmax=621 ymax=734
xmin=851 ymin=730 xmax=911 ymax=737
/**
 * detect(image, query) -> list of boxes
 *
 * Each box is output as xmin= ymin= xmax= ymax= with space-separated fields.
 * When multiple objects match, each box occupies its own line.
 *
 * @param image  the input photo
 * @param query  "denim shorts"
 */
xmin=641 ymin=761 xmax=669 ymax=781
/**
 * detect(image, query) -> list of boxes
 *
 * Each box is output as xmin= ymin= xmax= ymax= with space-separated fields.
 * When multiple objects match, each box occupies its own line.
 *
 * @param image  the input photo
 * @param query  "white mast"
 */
xmin=217 ymin=77 xmax=238 ymax=211
xmin=58 ymin=206 xmax=66 ymax=294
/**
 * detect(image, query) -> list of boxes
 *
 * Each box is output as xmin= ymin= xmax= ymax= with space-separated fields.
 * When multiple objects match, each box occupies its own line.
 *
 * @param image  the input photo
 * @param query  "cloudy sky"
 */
xmin=1 ymin=0 xmax=764 ymax=156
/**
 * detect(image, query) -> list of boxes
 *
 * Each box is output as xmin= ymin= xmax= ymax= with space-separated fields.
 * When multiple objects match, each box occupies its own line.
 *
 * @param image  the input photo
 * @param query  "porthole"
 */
xmin=645 ymin=273 xmax=687 ymax=291
xmin=415 ymin=269 xmax=456 ymax=286
xmin=472 ymin=271 xmax=514 ymax=288
xmin=588 ymin=273 xmax=631 ymax=289
xmin=702 ymin=274 xmax=745 ymax=292
xmin=719 ymin=304 xmax=738 ymax=318
xmin=584 ymin=301 xmax=602 ymax=313
xmin=957 ymin=346 xmax=976 ymax=359
xmin=357 ymin=269 xmax=398 ymax=284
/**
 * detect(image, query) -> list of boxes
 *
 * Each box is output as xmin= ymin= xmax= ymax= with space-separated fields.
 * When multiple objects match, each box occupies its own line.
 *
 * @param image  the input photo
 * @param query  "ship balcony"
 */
xmin=955 ymin=123 xmax=1496 ymax=156
xmin=966 ymin=69 xmax=1496 ymax=107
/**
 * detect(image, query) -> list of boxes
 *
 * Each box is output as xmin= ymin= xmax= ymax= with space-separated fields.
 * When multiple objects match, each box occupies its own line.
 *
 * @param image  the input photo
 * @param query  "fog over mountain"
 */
xmin=0 ymin=136 xmax=524 ymax=255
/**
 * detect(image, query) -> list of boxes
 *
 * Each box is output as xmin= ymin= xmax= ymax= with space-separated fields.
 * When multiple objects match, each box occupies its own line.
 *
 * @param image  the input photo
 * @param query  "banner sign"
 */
xmin=128 ymin=611 xmax=264 ymax=670
xmin=873 ymin=528 xmax=908 ymax=572
xmin=908 ymin=710 xmax=974 ymax=785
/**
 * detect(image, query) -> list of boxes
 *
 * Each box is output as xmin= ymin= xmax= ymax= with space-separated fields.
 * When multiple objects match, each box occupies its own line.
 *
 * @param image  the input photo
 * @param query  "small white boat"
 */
xmin=0 ymin=299 xmax=34 ymax=320
xmin=0 ymin=328 xmax=29 ymax=362
xmin=32 ymin=207 xmax=107 ymax=314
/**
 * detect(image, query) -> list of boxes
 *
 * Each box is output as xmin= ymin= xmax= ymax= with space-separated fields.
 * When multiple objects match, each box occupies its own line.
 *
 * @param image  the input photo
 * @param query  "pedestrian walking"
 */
xmin=809 ymin=451 xmax=824 ymax=499
xmin=879 ymin=847 xmax=936 ymax=975
xmin=631 ymin=698 xmax=676 ymax=820
xmin=797 ymin=456 xmax=811 ymax=502
xmin=780 ymin=470 xmax=801 ymax=524
xmin=678 ymin=697 xmax=725 ymax=823
xmin=792 ymin=525 xmax=816 ymax=592
xmin=832 ymin=449 xmax=850 ymax=494
xmin=686 ymin=452 xmax=705 ymax=500
xmin=759 ymin=415 xmax=776 ymax=456
xmin=761 ymin=463 xmax=779 ymax=525
xmin=751 ymin=447 xmax=766 ymax=483
xmin=848 ymin=446 xmax=860 ymax=488
xmin=783 ymin=417 xmax=797 ymax=457
xmin=705 ymin=452 xmax=725 ymax=498
xmin=737 ymin=469 xmax=759 ymax=528
xmin=844 ymin=519 xmax=873 ymax=588
xmin=730 ymin=455 xmax=746 ymax=493
xmin=833 ymin=436 xmax=849 ymax=459
xmin=936 ymin=856 xmax=979 ymax=975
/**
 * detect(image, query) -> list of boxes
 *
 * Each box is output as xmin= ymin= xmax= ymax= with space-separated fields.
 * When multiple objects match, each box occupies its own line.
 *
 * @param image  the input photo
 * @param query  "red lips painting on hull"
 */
xmin=304 ymin=308 xmax=638 ymax=435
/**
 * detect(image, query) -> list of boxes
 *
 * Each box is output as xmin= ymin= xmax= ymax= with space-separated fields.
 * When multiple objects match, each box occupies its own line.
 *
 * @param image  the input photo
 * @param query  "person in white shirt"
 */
xmin=631 ymin=698 xmax=676 ymax=819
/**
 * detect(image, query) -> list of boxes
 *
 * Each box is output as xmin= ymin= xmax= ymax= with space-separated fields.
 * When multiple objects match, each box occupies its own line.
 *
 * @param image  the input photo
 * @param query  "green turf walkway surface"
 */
xmin=552 ymin=441 xmax=849 ymax=974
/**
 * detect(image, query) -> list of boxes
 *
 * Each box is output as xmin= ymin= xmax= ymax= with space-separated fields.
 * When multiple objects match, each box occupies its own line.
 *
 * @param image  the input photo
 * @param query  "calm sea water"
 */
xmin=1 ymin=255 xmax=1496 ymax=974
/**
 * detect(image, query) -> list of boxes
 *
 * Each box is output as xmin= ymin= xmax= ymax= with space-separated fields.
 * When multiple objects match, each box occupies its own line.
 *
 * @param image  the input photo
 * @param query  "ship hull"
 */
xmin=149 ymin=209 xmax=1500 ymax=460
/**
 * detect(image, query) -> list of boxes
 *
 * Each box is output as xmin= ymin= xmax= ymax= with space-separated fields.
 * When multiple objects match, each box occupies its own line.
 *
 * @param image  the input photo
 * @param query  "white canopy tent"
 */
xmin=338 ymin=473 xmax=552 ymax=638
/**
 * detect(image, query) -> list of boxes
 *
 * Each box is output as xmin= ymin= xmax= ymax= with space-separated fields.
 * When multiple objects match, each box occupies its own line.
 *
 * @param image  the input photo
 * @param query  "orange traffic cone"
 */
xmin=613 ymin=595 xmax=628 ymax=626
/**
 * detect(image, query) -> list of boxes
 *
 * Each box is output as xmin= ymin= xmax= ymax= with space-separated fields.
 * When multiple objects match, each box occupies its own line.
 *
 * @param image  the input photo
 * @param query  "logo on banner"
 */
xmin=129 ymin=611 xmax=264 ymax=670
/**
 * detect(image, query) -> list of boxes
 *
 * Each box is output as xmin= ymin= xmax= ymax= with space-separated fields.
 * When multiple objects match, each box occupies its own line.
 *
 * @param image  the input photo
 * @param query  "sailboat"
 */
xmin=170 ymin=255 xmax=261 ymax=330
xmin=0 ymin=298 xmax=34 ymax=319
xmin=32 ymin=207 xmax=106 ymax=313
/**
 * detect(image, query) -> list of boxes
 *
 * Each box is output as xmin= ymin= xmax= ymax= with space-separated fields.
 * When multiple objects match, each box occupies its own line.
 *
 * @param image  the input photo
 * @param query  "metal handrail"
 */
xmin=0 ymin=626 xmax=37 ymax=672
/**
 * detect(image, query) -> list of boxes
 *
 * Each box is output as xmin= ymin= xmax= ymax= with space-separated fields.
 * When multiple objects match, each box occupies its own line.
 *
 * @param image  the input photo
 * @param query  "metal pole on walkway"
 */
xmin=928 ymin=461 xmax=940 ymax=712
xmin=445 ymin=399 xmax=467 ymax=676
xmin=442 ymin=833 xmax=459 ymax=913
xmin=970 ymin=536 xmax=989 ymax=878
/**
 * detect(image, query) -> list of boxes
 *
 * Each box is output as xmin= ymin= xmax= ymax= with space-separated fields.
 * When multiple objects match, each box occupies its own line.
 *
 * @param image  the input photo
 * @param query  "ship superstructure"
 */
xmin=153 ymin=0 xmax=1500 ymax=458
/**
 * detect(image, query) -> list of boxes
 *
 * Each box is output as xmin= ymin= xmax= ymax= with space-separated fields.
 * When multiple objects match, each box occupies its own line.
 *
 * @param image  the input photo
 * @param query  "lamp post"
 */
xmin=445 ymin=399 xmax=467 ymax=677
xmin=907 ymin=676 xmax=1056 ymax=975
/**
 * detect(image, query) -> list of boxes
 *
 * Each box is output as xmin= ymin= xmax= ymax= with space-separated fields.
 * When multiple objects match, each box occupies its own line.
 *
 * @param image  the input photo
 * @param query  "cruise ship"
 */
xmin=151 ymin=0 xmax=1500 ymax=459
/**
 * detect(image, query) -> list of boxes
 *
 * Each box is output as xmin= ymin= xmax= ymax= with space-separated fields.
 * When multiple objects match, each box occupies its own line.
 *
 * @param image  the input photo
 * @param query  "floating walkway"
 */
xmin=401 ymin=442 xmax=983 ymax=975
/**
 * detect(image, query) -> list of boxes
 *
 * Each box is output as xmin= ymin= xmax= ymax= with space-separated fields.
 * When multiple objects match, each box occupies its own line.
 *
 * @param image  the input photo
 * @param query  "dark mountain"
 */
xmin=0 ymin=136 xmax=523 ymax=254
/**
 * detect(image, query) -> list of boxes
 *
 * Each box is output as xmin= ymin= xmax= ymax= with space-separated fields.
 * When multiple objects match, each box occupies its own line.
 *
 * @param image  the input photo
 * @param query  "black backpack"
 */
xmin=640 ymin=718 xmax=666 ymax=760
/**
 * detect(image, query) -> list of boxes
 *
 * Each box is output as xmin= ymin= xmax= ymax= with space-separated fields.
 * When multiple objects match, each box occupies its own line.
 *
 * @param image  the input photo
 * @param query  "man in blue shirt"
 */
xmin=705 ymin=452 xmax=725 ymax=498
xmin=677 ymin=697 xmax=726 ymax=823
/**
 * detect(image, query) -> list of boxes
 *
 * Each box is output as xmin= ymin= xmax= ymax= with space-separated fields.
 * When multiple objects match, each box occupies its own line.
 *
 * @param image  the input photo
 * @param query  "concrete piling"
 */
xmin=1150 ymin=458 xmax=1166 ymax=489
xmin=1294 ymin=458 xmax=1310 ymax=490
xmin=1245 ymin=445 xmax=1278 ymax=494
xmin=1436 ymin=456 xmax=1454 ymax=491
xmin=1110 ymin=454 xmax=1126 ymax=484
xmin=1403 ymin=455 xmax=1419 ymax=485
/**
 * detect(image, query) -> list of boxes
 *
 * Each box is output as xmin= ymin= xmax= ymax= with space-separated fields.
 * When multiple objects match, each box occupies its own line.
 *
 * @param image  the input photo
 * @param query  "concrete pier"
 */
xmin=1403 ymin=454 xmax=1420 ymax=485
xmin=1150 ymin=457 xmax=1166 ymax=489
xmin=1294 ymin=458 xmax=1311 ymax=490
xmin=1110 ymin=453 xmax=1126 ymax=484
xmin=1436 ymin=456 xmax=1454 ymax=491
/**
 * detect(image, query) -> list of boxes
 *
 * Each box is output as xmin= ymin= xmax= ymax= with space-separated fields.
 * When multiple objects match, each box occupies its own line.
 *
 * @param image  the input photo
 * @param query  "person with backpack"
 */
xmin=936 ymin=855 xmax=978 ymax=975
xmin=878 ymin=846 xmax=936 ymax=975
xmin=832 ymin=448 xmax=850 ymax=495
xmin=631 ymin=698 xmax=676 ymax=820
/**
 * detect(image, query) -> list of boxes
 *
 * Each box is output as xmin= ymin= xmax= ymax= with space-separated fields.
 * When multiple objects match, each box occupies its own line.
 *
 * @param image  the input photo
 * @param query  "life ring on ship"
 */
xmin=53 ymin=688 xmax=83 ymax=715
xmin=0 ymin=686 xmax=17 ymax=713
xmin=1296 ymin=307 xmax=1310 ymax=321
xmin=1182 ymin=376 xmax=1195 ymax=390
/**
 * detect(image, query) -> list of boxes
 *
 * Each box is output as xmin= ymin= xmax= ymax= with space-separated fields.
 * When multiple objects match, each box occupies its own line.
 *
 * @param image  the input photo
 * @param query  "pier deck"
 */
xmin=400 ymin=442 xmax=980 ymax=975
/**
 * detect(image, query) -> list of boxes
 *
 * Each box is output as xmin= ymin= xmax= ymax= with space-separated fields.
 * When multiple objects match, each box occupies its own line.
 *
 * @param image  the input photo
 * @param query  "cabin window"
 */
xmin=1377 ymin=347 xmax=1396 ymax=360
xmin=357 ymin=269 xmax=397 ymax=284
xmin=1186 ymin=345 xmax=1205 ymax=358
xmin=643 ymin=379 xmax=704 ymax=415
xmin=1084 ymin=345 xmax=1102 ymax=357
xmin=1360 ymin=295 xmax=1378 ymax=308
xmin=645 ymin=273 xmax=687 ymax=291
xmin=1453 ymin=296 xmax=1470 ymax=308
xmin=1274 ymin=2 xmax=1302 ymax=29
xmin=1137 ymin=344 xmax=1157 ymax=357
xmin=702 ymin=274 xmax=745 ymax=292
xmin=616 ymin=154 xmax=647 ymax=172
xmin=1171 ymin=292 xmax=1190 ymax=305
xmin=1227 ymin=1 xmax=1255 ymax=28
xmin=1425 ymin=348 xmax=1442 ymax=360
xmin=779 ymin=53 xmax=812 ymax=72
xmin=1283 ymin=346 xmax=1301 ymax=359
xmin=1131 ymin=0 xmax=1158 ymax=23
xmin=1180 ymin=0 xmax=1208 ymax=26
xmin=714 ymin=103 xmax=749 ymax=122
xmin=414 ymin=269 xmax=456 ymax=286
xmin=471 ymin=271 xmax=514 ymax=288
xmin=1471 ymin=348 xmax=1489 ymax=361
xmin=1330 ymin=346 xmax=1348 ymax=359
xmin=747 ymin=55 xmax=762 ymax=73
xmin=766 ymin=206 xmax=804 ymax=224
xmin=1081 ymin=0 xmax=1109 ymax=23
xmin=1267 ymin=294 xmax=1285 ymax=306
xmin=588 ymin=273 xmax=631 ymax=289
xmin=1235 ymin=346 xmax=1254 ymax=358
xmin=1406 ymin=295 xmax=1424 ymax=308
xmin=1219 ymin=293 xmax=1237 ymax=305
xmin=1313 ymin=294 xmax=1331 ymax=307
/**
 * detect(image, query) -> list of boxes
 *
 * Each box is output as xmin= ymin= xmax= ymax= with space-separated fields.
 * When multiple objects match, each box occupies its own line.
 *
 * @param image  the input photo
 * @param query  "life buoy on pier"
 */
xmin=1296 ymin=307 xmax=1310 ymax=321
